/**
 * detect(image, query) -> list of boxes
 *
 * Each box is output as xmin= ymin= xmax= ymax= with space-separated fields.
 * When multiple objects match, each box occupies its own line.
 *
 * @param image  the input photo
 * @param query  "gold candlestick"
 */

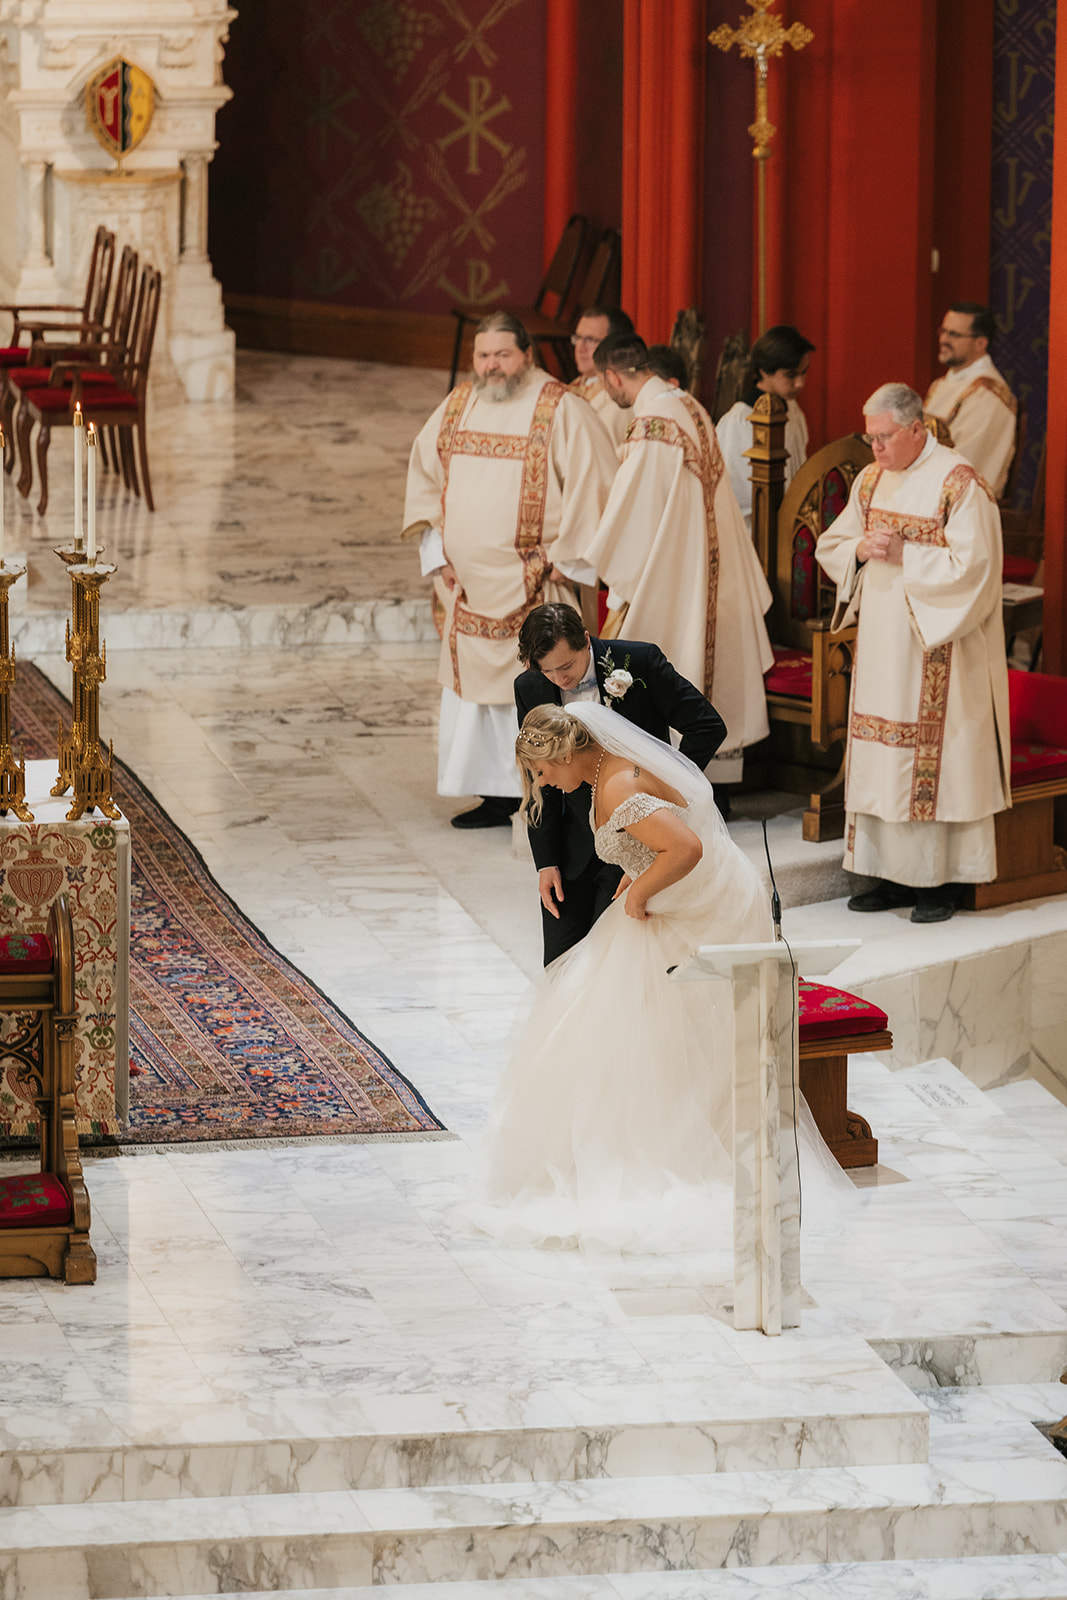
xmin=0 ymin=559 xmax=32 ymax=822
xmin=62 ymin=561 xmax=120 ymax=823
xmin=51 ymin=543 xmax=102 ymax=797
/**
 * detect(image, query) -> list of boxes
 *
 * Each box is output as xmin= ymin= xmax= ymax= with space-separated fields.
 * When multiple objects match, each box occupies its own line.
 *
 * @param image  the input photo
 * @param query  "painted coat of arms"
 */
xmin=85 ymin=58 xmax=155 ymax=164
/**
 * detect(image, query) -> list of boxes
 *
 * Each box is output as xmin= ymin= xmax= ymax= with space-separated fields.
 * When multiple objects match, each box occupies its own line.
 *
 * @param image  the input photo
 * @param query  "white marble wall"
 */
xmin=784 ymin=895 xmax=1067 ymax=1103
xmin=0 ymin=0 xmax=235 ymax=399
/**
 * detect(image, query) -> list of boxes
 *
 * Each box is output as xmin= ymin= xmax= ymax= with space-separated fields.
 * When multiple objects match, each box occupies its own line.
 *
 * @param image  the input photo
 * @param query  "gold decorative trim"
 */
xmin=910 ymin=643 xmax=953 ymax=820
xmin=850 ymin=713 xmax=918 ymax=747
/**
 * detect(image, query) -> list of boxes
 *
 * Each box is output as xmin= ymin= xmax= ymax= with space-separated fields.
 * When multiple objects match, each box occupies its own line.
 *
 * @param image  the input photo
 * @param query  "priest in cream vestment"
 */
xmin=404 ymin=313 xmax=618 ymax=827
xmin=567 ymin=305 xmax=635 ymax=449
xmin=580 ymin=333 xmax=773 ymax=783
xmin=817 ymin=383 xmax=1010 ymax=923
xmin=924 ymin=303 xmax=1017 ymax=497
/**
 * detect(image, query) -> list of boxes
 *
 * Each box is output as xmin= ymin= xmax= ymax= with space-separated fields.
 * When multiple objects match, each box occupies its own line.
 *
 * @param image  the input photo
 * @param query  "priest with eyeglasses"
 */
xmin=816 ymin=382 xmax=1010 ymax=924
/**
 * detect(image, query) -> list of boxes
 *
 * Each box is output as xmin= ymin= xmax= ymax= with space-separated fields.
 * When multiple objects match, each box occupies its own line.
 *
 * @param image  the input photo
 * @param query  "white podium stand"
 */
xmin=672 ymin=939 xmax=859 ymax=1335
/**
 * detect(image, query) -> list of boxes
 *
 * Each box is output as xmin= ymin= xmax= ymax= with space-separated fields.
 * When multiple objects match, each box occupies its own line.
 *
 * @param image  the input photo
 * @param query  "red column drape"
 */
xmin=621 ymin=0 xmax=704 ymax=342
xmin=1041 ymin=2 xmax=1067 ymax=674
xmin=543 ymin=0 xmax=580 ymax=272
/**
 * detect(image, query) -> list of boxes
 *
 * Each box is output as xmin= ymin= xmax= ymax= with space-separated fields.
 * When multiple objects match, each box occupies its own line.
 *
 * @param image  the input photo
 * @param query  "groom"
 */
xmin=515 ymin=603 xmax=728 ymax=964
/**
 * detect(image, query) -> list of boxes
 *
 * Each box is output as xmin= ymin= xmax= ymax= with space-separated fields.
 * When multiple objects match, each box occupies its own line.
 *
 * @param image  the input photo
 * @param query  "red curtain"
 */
xmin=621 ymin=0 xmax=705 ymax=343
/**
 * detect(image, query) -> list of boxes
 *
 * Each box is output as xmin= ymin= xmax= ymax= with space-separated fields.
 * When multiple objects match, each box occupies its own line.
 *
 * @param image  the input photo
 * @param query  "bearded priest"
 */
xmin=404 ymin=312 xmax=618 ymax=829
xmin=816 ymin=382 xmax=1011 ymax=924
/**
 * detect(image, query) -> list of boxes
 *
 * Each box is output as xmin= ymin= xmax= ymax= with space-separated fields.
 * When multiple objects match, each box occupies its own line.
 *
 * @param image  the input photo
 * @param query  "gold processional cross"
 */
xmin=709 ymin=0 xmax=813 ymax=333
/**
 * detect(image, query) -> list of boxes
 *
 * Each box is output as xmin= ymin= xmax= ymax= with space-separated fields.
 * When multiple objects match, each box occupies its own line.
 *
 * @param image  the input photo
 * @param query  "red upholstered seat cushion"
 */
xmin=12 ymin=367 xmax=117 ymax=390
xmin=79 ymin=386 xmax=138 ymax=411
xmin=0 ymin=348 xmax=28 ymax=368
xmin=798 ymin=979 xmax=889 ymax=1042
xmin=1010 ymin=742 xmax=1067 ymax=787
xmin=27 ymin=383 xmax=136 ymax=414
xmin=0 ymin=931 xmax=52 ymax=973
xmin=765 ymin=645 xmax=813 ymax=699
xmin=1008 ymin=669 xmax=1067 ymax=745
xmin=1004 ymin=553 xmax=1039 ymax=584
xmin=0 ymin=1172 xmax=71 ymax=1229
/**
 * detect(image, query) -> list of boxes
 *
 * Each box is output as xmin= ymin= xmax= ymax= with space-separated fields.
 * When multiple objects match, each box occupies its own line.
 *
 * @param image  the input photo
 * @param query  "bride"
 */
xmin=471 ymin=699 xmax=779 ymax=1259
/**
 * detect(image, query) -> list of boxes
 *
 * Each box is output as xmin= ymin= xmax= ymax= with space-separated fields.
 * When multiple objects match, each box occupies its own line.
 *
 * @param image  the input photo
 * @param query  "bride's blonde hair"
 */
xmin=516 ymin=704 xmax=598 ymax=824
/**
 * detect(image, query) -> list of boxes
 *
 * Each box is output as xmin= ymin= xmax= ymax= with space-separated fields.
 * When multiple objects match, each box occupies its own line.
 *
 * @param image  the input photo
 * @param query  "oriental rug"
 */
xmin=9 ymin=662 xmax=444 ymax=1145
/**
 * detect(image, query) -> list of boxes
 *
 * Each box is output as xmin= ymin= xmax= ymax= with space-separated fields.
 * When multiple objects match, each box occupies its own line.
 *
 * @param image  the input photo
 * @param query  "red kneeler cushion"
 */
xmin=0 ymin=1172 xmax=71 ymax=1228
xmin=765 ymin=645 xmax=813 ymax=699
xmin=798 ymin=979 xmax=888 ymax=1043
xmin=0 ymin=931 xmax=52 ymax=973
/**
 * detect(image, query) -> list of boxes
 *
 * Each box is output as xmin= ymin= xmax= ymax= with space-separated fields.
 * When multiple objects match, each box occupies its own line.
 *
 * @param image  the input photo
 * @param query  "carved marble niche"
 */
xmin=0 ymin=0 xmax=237 ymax=401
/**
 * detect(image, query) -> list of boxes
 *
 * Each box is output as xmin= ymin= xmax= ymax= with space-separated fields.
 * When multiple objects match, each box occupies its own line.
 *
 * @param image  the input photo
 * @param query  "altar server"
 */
xmin=924 ymin=302 xmax=1017 ymax=498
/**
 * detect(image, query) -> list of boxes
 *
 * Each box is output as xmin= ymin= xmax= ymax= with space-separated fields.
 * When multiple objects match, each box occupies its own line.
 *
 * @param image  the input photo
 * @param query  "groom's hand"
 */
xmin=538 ymin=867 xmax=564 ymax=917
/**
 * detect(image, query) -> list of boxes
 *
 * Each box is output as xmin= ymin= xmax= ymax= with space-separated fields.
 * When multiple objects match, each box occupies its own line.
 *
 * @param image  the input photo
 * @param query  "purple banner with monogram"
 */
xmin=990 ymin=0 xmax=1055 ymax=507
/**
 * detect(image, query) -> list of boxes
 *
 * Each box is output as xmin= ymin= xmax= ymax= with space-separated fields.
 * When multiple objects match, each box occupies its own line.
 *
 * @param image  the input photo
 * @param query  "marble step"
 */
xmin=12 ymin=596 xmax=437 ymax=654
xmin=6 ymin=1455 xmax=1067 ymax=1596
xmin=0 ymin=1374 xmax=928 ymax=1506
xmin=103 ymin=1554 xmax=1067 ymax=1599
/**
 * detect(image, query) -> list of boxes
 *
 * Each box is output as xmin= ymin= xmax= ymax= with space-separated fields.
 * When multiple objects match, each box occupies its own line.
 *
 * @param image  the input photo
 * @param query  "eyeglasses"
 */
xmin=938 ymin=327 xmax=977 ymax=340
xmin=570 ymin=334 xmax=600 ymax=347
xmin=862 ymin=424 xmax=907 ymax=448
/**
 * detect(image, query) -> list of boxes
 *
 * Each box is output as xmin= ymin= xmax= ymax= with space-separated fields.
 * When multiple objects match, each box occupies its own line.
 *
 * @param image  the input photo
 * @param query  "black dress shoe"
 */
xmin=847 ymin=880 xmax=918 ymax=913
xmin=911 ymin=884 xmax=961 ymax=923
xmin=450 ymin=798 xmax=520 ymax=830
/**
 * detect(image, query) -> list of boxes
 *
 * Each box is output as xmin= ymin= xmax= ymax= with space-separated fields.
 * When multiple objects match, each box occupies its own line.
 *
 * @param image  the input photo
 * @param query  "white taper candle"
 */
xmin=73 ymin=403 xmax=84 ymax=550
xmin=87 ymin=423 xmax=97 ymax=562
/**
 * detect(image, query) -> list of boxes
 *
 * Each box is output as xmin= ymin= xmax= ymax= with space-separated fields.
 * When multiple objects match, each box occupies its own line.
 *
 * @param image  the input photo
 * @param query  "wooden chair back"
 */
xmin=999 ymin=396 xmax=1027 ymax=508
xmin=536 ymin=213 xmax=589 ymax=316
xmin=774 ymin=432 xmax=874 ymax=650
xmin=670 ymin=306 xmax=707 ymax=397
xmin=105 ymin=246 xmax=141 ymax=356
xmin=711 ymin=328 xmax=750 ymax=422
xmin=83 ymin=226 xmax=117 ymax=327
xmin=572 ymin=228 xmax=621 ymax=320
xmin=118 ymin=264 xmax=163 ymax=398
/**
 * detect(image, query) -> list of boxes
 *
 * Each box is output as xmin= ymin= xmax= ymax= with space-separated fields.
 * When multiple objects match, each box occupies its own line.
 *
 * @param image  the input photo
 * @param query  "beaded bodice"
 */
xmin=592 ymin=793 xmax=688 ymax=878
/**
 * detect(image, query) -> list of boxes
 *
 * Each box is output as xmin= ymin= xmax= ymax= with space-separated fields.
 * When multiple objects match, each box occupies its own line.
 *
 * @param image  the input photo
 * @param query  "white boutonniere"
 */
xmin=601 ymin=649 xmax=643 ymax=707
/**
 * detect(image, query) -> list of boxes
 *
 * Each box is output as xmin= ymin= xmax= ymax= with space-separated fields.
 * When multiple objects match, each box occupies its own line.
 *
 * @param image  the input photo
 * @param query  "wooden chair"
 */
xmin=0 ymin=894 xmax=95 ymax=1284
xmin=17 ymin=263 xmax=161 ymax=513
xmin=749 ymin=396 xmax=873 ymax=839
xmin=669 ymin=306 xmax=707 ymax=396
xmin=798 ymin=979 xmax=889 ymax=1169
xmin=962 ymin=669 xmax=1067 ymax=910
xmin=447 ymin=212 xmax=589 ymax=388
xmin=710 ymin=327 xmax=749 ymax=423
xmin=4 ymin=245 xmax=139 ymax=476
xmin=518 ymin=227 xmax=622 ymax=380
xmin=0 ymin=226 xmax=115 ymax=375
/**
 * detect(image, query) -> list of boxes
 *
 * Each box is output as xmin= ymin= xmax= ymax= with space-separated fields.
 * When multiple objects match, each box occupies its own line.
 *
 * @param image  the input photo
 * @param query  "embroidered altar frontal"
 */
xmin=0 ymin=771 xmax=128 ymax=1137
xmin=8 ymin=665 xmax=442 ymax=1145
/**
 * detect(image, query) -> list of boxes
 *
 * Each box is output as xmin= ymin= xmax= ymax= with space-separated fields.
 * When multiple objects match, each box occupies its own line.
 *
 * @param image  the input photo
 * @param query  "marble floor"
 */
xmin=3 ymin=353 xmax=1067 ymax=1597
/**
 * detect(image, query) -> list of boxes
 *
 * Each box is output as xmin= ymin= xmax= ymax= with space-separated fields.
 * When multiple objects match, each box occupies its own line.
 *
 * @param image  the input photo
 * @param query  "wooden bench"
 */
xmin=798 ymin=979 xmax=889 ymax=1169
xmin=0 ymin=893 xmax=95 ymax=1284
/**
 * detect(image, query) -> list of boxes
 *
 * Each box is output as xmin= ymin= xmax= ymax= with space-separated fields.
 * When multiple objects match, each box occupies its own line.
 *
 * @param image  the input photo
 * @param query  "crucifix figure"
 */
xmin=709 ymin=1 xmax=813 ymax=333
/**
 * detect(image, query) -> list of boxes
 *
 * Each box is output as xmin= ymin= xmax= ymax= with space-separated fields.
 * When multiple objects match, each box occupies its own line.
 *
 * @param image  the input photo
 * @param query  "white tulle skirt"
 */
xmin=471 ymin=829 xmax=779 ymax=1263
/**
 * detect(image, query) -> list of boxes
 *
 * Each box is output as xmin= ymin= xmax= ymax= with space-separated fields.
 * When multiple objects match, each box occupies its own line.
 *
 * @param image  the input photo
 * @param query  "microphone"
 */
xmin=761 ymin=818 xmax=783 ymax=941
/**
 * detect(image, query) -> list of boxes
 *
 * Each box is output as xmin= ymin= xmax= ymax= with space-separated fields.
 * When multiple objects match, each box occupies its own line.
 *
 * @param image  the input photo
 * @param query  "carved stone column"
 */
xmin=0 ymin=0 xmax=236 ymax=401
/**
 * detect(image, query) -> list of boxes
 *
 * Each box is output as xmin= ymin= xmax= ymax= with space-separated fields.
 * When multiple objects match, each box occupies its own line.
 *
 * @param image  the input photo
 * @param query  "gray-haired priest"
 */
xmin=815 ymin=382 xmax=1011 ymax=923
xmin=403 ymin=311 xmax=618 ymax=829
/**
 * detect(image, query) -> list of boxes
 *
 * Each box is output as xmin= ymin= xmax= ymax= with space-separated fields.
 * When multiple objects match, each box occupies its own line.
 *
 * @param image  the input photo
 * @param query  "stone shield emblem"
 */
xmin=85 ymin=58 xmax=155 ymax=162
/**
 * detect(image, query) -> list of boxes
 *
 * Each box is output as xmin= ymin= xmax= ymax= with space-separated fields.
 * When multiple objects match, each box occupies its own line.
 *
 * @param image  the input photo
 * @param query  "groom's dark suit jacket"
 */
xmin=514 ymin=636 xmax=727 ymax=879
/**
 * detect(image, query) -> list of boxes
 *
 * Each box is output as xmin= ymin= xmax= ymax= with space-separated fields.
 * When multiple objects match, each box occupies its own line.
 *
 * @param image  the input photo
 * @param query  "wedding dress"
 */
xmin=472 ymin=703 xmax=783 ymax=1260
